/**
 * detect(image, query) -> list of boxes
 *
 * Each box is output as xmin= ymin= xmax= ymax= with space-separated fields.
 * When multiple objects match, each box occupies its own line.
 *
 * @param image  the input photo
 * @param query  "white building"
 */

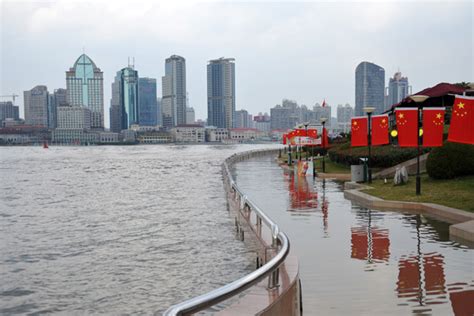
xmin=337 ymin=103 xmax=354 ymax=133
xmin=206 ymin=127 xmax=229 ymax=142
xmin=170 ymin=124 xmax=205 ymax=143
xmin=229 ymin=128 xmax=263 ymax=142
xmin=57 ymin=106 xmax=91 ymax=129
xmin=99 ymin=132 xmax=119 ymax=143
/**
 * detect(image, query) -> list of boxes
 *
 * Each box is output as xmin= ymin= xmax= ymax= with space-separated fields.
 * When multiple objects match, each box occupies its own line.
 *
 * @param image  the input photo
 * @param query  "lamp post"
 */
xmin=409 ymin=95 xmax=429 ymax=195
xmin=320 ymin=117 xmax=328 ymax=173
xmin=304 ymin=122 xmax=309 ymax=161
xmin=363 ymin=107 xmax=375 ymax=183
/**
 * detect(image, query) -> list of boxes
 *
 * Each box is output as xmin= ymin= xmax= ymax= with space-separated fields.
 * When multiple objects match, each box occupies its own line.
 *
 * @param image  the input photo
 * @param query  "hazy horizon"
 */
xmin=1 ymin=0 xmax=472 ymax=127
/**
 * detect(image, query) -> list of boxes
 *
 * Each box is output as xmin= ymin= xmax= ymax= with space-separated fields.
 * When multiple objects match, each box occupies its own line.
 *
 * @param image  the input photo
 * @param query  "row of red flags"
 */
xmin=351 ymin=95 xmax=474 ymax=147
xmin=283 ymin=127 xmax=329 ymax=148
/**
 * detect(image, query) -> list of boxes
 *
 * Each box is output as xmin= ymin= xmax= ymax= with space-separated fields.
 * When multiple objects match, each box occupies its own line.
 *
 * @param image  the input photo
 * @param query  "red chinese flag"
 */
xmin=351 ymin=117 xmax=368 ymax=147
xmin=282 ymin=133 xmax=287 ymax=145
xmin=307 ymin=129 xmax=317 ymax=139
xmin=423 ymin=108 xmax=445 ymax=147
xmin=448 ymin=96 xmax=474 ymax=145
xmin=296 ymin=128 xmax=307 ymax=137
xmin=322 ymin=127 xmax=329 ymax=148
xmin=396 ymin=108 xmax=418 ymax=147
xmin=372 ymin=115 xmax=389 ymax=146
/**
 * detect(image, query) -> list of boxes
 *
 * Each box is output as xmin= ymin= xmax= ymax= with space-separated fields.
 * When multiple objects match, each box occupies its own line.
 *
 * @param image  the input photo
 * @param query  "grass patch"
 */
xmin=313 ymin=158 xmax=350 ymax=174
xmin=362 ymin=174 xmax=474 ymax=212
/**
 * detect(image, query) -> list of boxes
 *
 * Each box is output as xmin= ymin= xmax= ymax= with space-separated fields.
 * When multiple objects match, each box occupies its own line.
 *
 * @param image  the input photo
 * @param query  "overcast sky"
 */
xmin=1 ymin=0 xmax=472 ymax=126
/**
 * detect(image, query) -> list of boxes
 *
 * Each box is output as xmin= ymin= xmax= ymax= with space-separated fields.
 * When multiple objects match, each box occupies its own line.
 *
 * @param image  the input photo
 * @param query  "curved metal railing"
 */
xmin=164 ymin=149 xmax=289 ymax=316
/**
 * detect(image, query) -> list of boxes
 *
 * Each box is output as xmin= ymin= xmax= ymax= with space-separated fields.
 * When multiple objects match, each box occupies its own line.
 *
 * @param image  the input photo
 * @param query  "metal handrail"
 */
xmin=163 ymin=149 xmax=289 ymax=316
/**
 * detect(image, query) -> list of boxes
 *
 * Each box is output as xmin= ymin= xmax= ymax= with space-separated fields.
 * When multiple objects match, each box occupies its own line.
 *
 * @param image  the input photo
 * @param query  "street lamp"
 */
xmin=363 ymin=107 xmax=375 ymax=183
xmin=320 ymin=117 xmax=328 ymax=173
xmin=304 ymin=122 xmax=309 ymax=161
xmin=409 ymin=95 xmax=429 ymax=195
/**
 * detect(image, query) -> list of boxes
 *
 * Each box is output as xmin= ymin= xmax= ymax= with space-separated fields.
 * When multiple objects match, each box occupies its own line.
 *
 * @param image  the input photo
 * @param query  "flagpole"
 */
xmin=320 ymin=117 xmax=328 ymax=173
xmin=409 ymin=95 xmax=429 ymax=195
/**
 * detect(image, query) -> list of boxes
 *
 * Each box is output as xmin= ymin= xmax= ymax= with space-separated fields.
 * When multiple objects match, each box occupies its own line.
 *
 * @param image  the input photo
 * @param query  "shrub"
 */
xmin=426 ymin=142 xmax=474 ymax=179
xmin=327 ymin=141 xmax=430 ymax=168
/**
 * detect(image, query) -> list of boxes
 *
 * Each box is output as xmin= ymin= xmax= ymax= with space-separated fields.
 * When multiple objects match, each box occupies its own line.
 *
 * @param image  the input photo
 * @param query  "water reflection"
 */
xmin=232 ymin=157 xmax=473 ymax=315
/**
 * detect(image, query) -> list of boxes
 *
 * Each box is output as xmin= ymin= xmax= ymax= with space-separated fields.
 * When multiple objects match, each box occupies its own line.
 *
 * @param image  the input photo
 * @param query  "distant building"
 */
xmin=24 ymin=85 xmax=49 ymax=127
xmin=206 ymin=127 xmax=229 ymax=142
xmin=270 ymin=99 xmax=301 ymax=130
xmin=253 ymin=113 xmax=271 ymax=133
xmin=186 ymin=107 xmax=195 ymax=124
xmin=0 ymin=101 xmax=20 ymax=126
xmin=313 ymin=103 xmax=332 ymax=125
xmin=66 ymin=54 xmax=104 ymax=129
xmin=207 ymin=57 xmax=235 ymax=128
xmin=235 ymin=109 xmax=250 ymax=128
xmin=229 ymin=128 xmax=263 ymax=142
xmin=337 ymin=103 xmax=354 ymax=132
xmin=170 ymin=124 xmax=205 ymax=143
xmin=137 ymin=131 xmax=172 ymax=144
xmin=156 ymin=97 xmax=162 ymax=126
xmin=355 ymin=61 xmax=385 ymax=116
xmin=99 ymin=132 xmax=119 ymax=143
xmin=162 ymin=55 xmax=186 ymax=128
xmin=110 ymin=66 xmax=139 ymax=132
xmin=387 ymin=71 xmax=410 ymax=110
xmin=138 ymin=77 xmax=158 ymax=126
xmin=57 ymin=106 xmax=91 ymax=129
xmin=47 ymin=88 xmax=68 ymax=129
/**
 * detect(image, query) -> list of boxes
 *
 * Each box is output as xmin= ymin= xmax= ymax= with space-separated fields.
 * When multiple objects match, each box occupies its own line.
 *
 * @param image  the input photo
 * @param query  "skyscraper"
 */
xmin=47 ymin=88 xmax=68 ymax=129
xmin=110 ymin=67 xmax=139 ymax=131
xmin=235 ymin=109 xmax=250 ymax=128
xmin=66 ymin=54 xmax=104 ymax=129
xmin=387 ymin=71 xmax=410 ymax=109
xmin=138 ymin=78 xmax=158 ymax=126
xmin=0 ymin=101 xmax=20 ymax=125
xmin=24 ymin=85 xmax=49 ymax=126
xmin=162 ymin=55 xmax=186 ymax=128
xmin=207 ymin=57 xmax=235 ymax=128
xmin=355 ymin=61 xmax=385 ymax=116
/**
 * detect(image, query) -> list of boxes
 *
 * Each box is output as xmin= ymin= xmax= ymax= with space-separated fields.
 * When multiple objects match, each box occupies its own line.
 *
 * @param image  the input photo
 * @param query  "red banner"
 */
xmin=307 ymin=129 xmax=317 ymax=139
xmin=396 ymin=108 xmax=418 ymax=147
xmin=448 ymin=95 xmax=474 ymax=145
xmin=372 ymin=115 xmax=389 ymax=146
xmin=351 ymin=117 xmax=368 ymax=147
xmin=423 ymin=108 xmax=445 ymax=147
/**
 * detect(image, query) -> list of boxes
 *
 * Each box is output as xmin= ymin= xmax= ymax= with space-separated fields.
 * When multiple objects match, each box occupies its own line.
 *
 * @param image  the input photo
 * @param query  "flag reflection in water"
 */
xmin=285 ymin=172 xmax=318 ymax=210
xmin=351 ymin=226 xmax=390 ymax=263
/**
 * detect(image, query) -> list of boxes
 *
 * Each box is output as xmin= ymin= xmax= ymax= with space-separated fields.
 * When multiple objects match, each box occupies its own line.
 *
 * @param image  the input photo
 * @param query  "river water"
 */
xmin=232 ymin=156 xmax=474 ymax=316
xmin=0 ymin=144 xmax=276 ymax=315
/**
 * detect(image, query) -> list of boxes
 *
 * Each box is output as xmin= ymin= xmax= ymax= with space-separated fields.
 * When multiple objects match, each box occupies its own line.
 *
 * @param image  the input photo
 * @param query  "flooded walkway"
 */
xmin=232 ymin=156 xmax=473 ymax=315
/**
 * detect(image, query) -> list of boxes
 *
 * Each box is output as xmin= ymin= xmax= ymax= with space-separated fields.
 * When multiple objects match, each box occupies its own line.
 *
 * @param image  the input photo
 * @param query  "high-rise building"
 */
xmin=57 ymin=106 xmax=91 ymax=129
xmin=156 ymin=97 xmax=162 ymax=126
xmin=337 ymin=103 xmax=354 ymax=132
xmin=110 ymin=67 xmax=139 ymax=132
xmin=270 ymin=99 xmax=302 ymax=130
xmin=207 ymin=57 xmax=235 ymax=128
xmin=162 ymin=55 xmax=186 ymax=128
xmin=66 ymin=54 xmax=104 ymax=129
xmin=355 ymin=61 xmax=385 ymax=116
xmin=387 ymin=71 xmax=410 ymax=109
xmin=138 ymin=78 xmax=158 ymax=126
xmin=235 ymin=109 xmax=250 ymax=128
xmin=24 ymin=85 xmax=49 ymax=127
xmin=0 ymin=101 xmax=20 ymax=125
xmin=46 ymin=88 xmax=68 ymax=129
xmin=313 ymin=103 xmax=332 ymax=124
xmin=186 ymin=107 xmax=195 ymax=124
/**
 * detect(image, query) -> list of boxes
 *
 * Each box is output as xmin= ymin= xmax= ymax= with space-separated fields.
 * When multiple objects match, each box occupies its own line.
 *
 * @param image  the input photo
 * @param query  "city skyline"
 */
xmin=1 ymin=1 xmax=472 ymax=126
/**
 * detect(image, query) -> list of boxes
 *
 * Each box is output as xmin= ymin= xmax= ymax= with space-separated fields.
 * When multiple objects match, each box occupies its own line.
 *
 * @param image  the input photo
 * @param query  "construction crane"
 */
xmin=0 ymin=94 xmax=20 ymax=104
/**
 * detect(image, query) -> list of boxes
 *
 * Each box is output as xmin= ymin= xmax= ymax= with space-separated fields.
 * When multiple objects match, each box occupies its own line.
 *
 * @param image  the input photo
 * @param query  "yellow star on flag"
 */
xmin=353 ymin=121 xmax=358 ymax=126
xmin=382 ymin=119 xmax=386 ymax=123
xmin=436 ymin=113 xmax=442 ymax=119
xmin=458 ymin=102 xmax=465 ymax=109
xmin=398 ymin=113 xmax=404 ymax=119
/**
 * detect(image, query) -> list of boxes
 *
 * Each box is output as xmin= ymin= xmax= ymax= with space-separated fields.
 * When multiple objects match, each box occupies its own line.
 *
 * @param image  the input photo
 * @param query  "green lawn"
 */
xmin=362 ymin=174 xmax=474 ymax=212
xmin=313 ymin=158 xmax=350 ymax=174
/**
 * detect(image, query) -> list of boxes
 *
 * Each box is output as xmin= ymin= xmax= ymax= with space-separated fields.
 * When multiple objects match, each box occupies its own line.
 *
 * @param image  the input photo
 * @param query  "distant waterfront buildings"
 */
xmin=56 ymin=106 xmax=91 ymax=129
xmin=270 ymin=99 xmax=301 ymax=130
xmin=162 ymin=55 xmax=187 ymax=128
xmin=138 ymin=77 xmax=158 ymax=126
xmin=24 ymin=85 xmax=49 ymax=127
xmin=355 ymin=61 xmax=385 ymax=116
xmin=47 ymin=88 xmax=68 ymax=129
xmin=387 ymin=71 xmax=411 ymax=110
xmin=0 ymin=101 xmax=20 ymax=126
xmin=156 ymin=97 xmax=162 ymax=126
xmin=207 ymin=57 xmax=236 ymax=129
xmin=66 ymin=54 xmax=104 ymax=129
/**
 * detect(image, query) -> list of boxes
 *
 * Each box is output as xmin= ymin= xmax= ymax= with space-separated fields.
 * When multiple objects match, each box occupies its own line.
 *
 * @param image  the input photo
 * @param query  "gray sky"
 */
xmin=1 ymin=0 xmax=473 ymax=127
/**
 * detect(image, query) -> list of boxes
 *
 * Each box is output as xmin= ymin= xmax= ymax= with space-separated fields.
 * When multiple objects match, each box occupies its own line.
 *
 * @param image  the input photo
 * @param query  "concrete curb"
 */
xmin=343 ymin=181 xmax=474 ymax=245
